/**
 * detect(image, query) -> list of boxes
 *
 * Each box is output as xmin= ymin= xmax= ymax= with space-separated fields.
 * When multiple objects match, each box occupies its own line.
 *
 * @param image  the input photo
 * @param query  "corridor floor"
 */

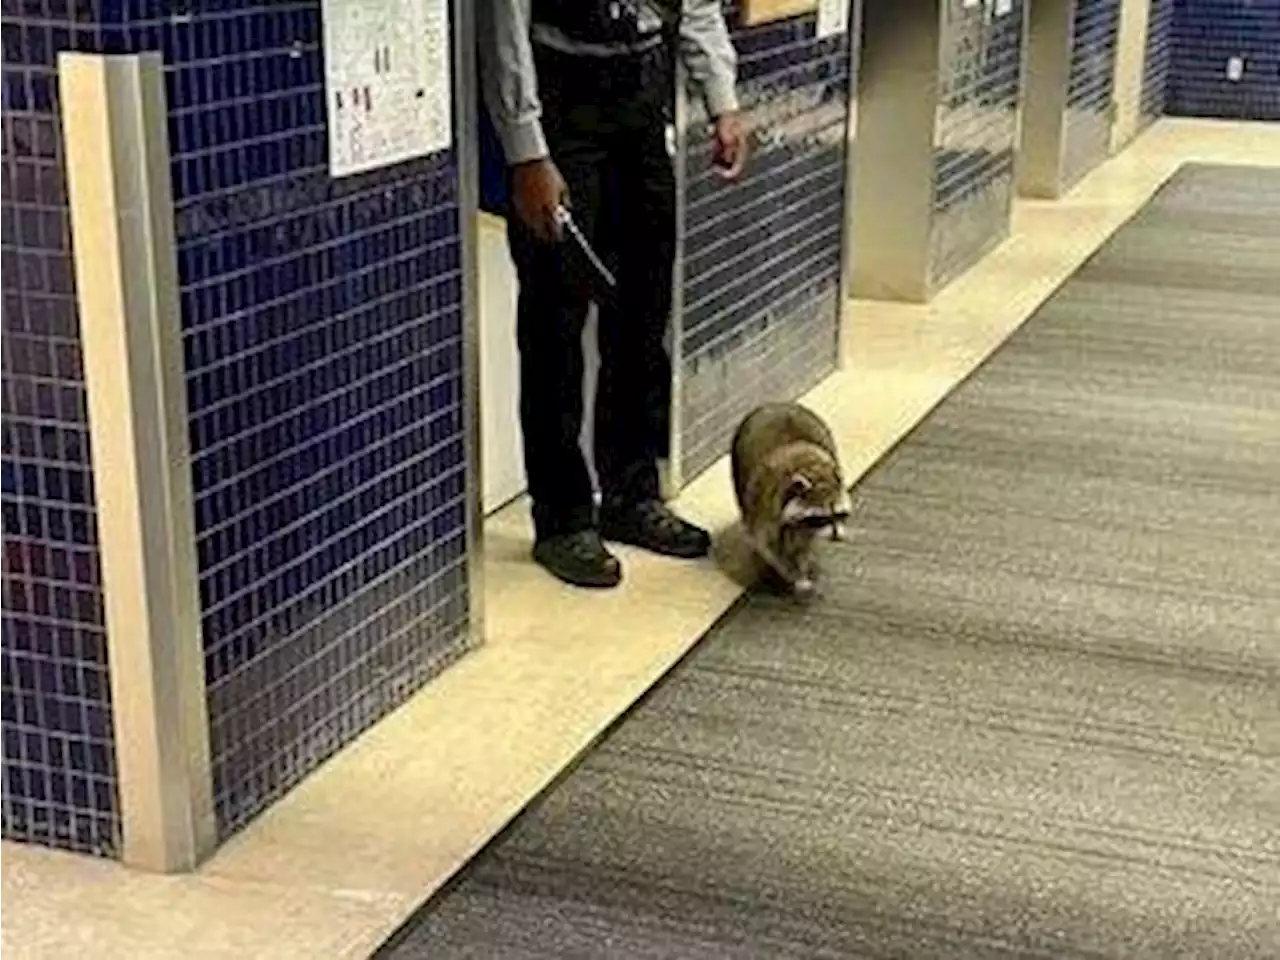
xmin=3 ymin=120 xmax=1279 ymax=960
xmin=378 ymin=163 xmax=1280 ymax=958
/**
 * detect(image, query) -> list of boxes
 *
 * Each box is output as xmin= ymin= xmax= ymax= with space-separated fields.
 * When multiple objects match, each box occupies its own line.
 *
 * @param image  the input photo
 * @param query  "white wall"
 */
xmin=478 ymin=214 xmax=525 ymax=514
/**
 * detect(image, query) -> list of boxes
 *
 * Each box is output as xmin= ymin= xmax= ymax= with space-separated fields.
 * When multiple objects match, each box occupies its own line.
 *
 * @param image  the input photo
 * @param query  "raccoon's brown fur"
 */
xmin=731 ymin=402 xmax=851 ymax=595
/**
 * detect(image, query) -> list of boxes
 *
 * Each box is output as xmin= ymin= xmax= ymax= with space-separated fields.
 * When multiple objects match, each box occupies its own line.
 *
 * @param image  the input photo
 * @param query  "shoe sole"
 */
xmin=599 ymin=532 xmax=710 ymax=561
xmin=546 ymin=572 xmax=622 ymax=589
xmin=532 ymin=553 xmax=623 ymax=589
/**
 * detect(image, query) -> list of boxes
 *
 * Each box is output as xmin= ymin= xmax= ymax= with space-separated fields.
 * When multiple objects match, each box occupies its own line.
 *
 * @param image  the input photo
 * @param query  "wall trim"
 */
xmin=59 ymin=51 xmax=218 ymax=873
xmin=451 ymin=0 xmax=487 ymax=642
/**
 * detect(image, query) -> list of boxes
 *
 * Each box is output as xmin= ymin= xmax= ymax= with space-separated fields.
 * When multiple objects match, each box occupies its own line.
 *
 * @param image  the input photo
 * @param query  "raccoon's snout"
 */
xmin=794 ymin=513 xmax=835 ymax=530
xmin=788 ymin=507 xmax=850 ymax=532
xmin=829 ymin=506 xmax=851 ymax=540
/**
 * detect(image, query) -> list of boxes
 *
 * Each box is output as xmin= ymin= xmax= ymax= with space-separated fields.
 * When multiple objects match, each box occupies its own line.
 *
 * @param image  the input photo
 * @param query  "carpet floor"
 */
xmin=380 ymin=163 xmax=1280 ymax=959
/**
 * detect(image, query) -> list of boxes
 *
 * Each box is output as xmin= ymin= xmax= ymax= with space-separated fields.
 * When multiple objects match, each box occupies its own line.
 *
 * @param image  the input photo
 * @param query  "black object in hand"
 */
xmin=555 ymin=205 xmax=618 ymax=292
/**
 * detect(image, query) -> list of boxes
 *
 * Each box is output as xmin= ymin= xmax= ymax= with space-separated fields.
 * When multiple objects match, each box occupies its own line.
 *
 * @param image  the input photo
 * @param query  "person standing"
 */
xmin=477 ymin=0 xmax=746 ymax=588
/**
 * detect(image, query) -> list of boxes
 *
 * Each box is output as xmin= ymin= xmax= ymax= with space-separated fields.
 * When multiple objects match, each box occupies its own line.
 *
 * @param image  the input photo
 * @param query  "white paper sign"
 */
xmin=323 ymin=0 xmax=453 ymax=178
xmin=994 ymin=0 xmax=1014 ymax=16
xmin=816 ymin=0 xmax=850 ymax=39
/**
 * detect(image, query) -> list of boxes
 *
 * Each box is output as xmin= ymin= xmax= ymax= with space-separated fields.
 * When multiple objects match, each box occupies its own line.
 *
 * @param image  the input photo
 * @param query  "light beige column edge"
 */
xmin=1111 ymin=0 xmax=1154 ymax=151
xmin=451 ymin=0 xmax=487 ymax=643
xmin=58 ymin=51 xmax=218 ymax=873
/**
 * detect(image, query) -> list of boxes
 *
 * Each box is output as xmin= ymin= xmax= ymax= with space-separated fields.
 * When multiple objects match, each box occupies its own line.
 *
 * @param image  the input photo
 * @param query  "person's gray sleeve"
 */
xmin=476 ymin=0 xmax=548 ymax=164
xmin=678 ymin=0 xmax=740 ymax=117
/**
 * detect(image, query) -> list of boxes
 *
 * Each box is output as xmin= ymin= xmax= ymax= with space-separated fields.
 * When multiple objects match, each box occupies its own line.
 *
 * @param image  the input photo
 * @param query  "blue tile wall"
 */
xmin=4 ymin=0 xmax=474 ymax=846
xmin=2 ymin=5 xmax=121 ymax=857
xmin=678 ymin=2 xmax=854 ymax=483
xmin=1168 ymin=0 xmax=1280 ymax=122
xmin=1060 ymin=0 xmax=1120 ymax=191
xmin=1141 ymin=0 xmax=1177 ymax=127
xmin=99 ymin=1 xmax=475 ymax=838
xmin=929 ymin=0 xmax=1025 ymax=292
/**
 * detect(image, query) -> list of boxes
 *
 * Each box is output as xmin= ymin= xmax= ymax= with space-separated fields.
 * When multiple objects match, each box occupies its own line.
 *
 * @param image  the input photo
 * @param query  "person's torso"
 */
xmin=531 ymin=0 xmax=679 ymax=56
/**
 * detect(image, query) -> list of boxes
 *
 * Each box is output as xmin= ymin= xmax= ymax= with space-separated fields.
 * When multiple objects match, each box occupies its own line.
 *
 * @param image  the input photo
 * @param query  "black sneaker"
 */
xmin=532 ymin=530 xmax=623 ymax=588
xmin=600 ymin=499 xmax=711 ymax=560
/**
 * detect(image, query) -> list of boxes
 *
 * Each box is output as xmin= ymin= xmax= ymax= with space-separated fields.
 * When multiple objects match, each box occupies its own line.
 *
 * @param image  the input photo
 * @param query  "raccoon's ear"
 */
xmin=785 ymin=473 xmax=812 ymax=501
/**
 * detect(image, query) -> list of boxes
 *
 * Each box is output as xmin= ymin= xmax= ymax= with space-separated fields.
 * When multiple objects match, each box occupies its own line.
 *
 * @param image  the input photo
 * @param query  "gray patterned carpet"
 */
xmin=379 ymin=163 xmax=1280 ymax=958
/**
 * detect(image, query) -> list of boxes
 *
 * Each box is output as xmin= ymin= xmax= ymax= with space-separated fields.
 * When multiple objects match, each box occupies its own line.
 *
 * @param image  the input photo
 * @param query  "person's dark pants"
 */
xmin=506 ymin=44 xmax=675 ymax=543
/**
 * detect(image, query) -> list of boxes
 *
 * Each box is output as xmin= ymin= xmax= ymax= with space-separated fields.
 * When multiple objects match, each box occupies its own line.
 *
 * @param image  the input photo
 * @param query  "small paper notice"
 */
xmin=994 ymin=0 xmax=1014 ymax=16
xmin=816 ymin=0 xmax=850 ymax=39
xmin=323 ymin=0 xmax=453 ymax=178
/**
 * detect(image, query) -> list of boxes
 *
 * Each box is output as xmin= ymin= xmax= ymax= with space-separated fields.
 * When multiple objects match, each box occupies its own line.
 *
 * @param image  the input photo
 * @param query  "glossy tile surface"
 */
xmin=1 ymin=4 xmax=120 ymax=858
xmin=3 ymin=119 xmax=1278 ymax=960
xmin=930 ymin=0 xmax=1024 ymax=290
xmin=2 ymin=0 xmax=477 ymax=854
xmin=678 ymin=2 xmax=854 ymax=483
xmin=1140 ymin=0 xmax=1176 ymax=128
xmin=1061 ymin=0 xmax=1121 ymax=191
xmin=1169 ymin=0 xmax=1280 ymax=122
xmin=147 ymin=1 xmax=474 ymax=840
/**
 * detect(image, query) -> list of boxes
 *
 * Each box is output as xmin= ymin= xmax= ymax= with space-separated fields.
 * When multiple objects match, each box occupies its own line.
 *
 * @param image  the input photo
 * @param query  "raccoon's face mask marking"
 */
xmin=780 ymin=474 xmax=850 ymax=534
xmin=830 ymin=486 xmax=852 ymax=525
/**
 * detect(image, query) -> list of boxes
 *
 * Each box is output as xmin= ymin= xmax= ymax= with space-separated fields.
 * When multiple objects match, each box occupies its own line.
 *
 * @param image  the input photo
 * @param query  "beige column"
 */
xmin=59 ymin=51 xmax=218 ymax=873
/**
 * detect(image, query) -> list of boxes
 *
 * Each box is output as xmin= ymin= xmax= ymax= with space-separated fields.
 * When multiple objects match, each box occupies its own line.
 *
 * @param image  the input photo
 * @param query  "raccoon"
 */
xmin=731 ymin=402 xmax=851 ymax=596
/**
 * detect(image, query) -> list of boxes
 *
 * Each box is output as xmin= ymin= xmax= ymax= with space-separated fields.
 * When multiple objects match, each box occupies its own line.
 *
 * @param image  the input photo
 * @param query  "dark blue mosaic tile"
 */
xmin=679 ymin=2 xmax=853 ymax=482
xmin=1141 ymin=0 xmax=1177 ymax=127
xmin=96 ymin=0 xmax=475 ymax=838
xmin=2 ymin=4 xmax=121 ymax=858
xmin=1060 ymin=0 xmax=1120 ymax=191
xmin=6 ymin=0 xmax=474 ymax=850
xmin=1167 ymin=0 xmax=1280 ymax=122
xmin=930 ymin=0 xmax=1025 ymax=291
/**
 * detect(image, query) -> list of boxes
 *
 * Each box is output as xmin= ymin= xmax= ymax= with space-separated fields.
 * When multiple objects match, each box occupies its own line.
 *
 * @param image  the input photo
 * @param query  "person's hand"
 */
xmin=511 ymin=158 xmax=568 ymax=242
xmin=710 ymin=112 xmax=747 ymax=179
